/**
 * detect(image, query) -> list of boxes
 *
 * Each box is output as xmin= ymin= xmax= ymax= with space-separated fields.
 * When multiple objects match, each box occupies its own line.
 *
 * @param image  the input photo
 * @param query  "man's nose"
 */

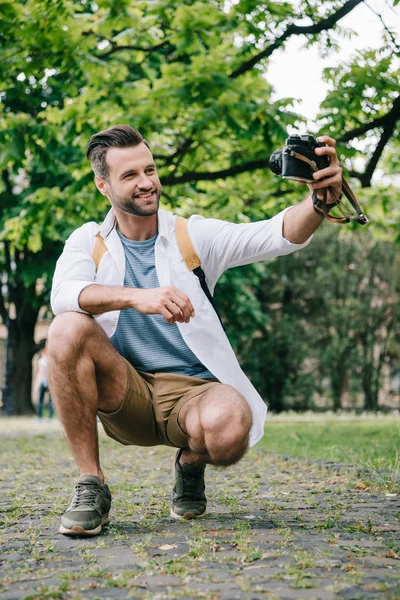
xmin=137 ymin=174 xmax=153 ymax=189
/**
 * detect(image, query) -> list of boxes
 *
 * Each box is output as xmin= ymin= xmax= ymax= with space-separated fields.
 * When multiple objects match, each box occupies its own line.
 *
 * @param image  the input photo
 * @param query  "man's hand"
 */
xmin=132 ymin=286 xmax=195 ymax=324
xmin=78 ymin=284 xmax=195 ymax=322
xmin=282 ymin=135 xmax=344 ymax=244
xmin=307 ymin=135 xmax=342 ymax=203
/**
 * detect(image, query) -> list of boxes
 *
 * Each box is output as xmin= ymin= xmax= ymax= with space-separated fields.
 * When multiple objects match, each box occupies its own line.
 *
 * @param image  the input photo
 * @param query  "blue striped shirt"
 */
xmin=110 ymin=230 xmax=215 ymax=379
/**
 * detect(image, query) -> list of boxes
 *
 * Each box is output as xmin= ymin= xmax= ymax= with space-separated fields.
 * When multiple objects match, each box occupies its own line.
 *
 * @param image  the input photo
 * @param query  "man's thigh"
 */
xmin=98 ymin=365 xmax=221 ymax=449
xmin=97 ymin=357 xmax=159 ymax=447
xmin=48 ymin=312 xmax=128 ymax=412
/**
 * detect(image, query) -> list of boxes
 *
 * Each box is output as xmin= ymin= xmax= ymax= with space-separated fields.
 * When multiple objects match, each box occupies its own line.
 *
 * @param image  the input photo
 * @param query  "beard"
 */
xmin=109 ymin=186 xmax=161 ymax=217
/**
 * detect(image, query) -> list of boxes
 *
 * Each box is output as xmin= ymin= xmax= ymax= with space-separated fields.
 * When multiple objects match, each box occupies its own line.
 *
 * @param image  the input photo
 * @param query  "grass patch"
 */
xmin=259 ymin=417 xmax=400 ymax=472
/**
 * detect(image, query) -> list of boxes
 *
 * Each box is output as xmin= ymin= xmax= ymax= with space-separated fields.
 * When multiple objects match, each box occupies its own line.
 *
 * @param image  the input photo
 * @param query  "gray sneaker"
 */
xmin=171 ymin=449 xmax=207 ymax=519
xmin=59 ymin=475 xmax=111 ymax=536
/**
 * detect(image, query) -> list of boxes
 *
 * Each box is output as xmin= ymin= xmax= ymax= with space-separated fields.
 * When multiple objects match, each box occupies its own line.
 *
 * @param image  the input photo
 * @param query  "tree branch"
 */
xmin=162 ymin=159 xmax=267 ymax=185
xmin=364 ymin=1 xmax=400 ymax=56
xmin=229 ymin=0 xmax=364 ymax=78
xmin=338 ymin=95 xmax=400 ymax=143
xmin=339 ymin=95 xmax=400 ymax=186
xmin=360 ymin=124 xmax=395 ymax=187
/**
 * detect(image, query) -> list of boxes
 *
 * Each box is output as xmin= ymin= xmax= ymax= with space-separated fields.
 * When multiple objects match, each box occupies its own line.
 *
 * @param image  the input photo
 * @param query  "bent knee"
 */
xmin=201 ymin=389 xmax=252 ymax=466
xmin=47 ymin=312 xmax=96 ymax=357
xmin=208 ymin=428 xmax=250 ymax=466
xmin=201 ymin=386 xmax=252 ymax=435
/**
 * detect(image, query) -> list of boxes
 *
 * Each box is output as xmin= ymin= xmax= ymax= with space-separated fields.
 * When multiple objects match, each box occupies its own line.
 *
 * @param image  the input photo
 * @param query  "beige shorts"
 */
xmin=98 ymin=357 xmax=220 ymax=448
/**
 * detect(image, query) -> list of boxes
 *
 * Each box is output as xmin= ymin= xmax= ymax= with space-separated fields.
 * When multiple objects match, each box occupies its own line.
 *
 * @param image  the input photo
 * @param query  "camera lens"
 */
xmin=269 ymin=150 xmax=282 ymax=175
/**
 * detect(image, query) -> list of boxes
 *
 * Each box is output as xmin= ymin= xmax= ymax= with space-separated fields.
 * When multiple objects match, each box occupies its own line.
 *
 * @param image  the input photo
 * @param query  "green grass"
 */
xmin=259 ymin=417 xmax=400 ymax=472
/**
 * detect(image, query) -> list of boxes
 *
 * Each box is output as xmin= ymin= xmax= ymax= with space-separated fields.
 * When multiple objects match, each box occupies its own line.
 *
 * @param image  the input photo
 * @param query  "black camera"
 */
xmin=269 ymin=134 xmax=329 ymax=183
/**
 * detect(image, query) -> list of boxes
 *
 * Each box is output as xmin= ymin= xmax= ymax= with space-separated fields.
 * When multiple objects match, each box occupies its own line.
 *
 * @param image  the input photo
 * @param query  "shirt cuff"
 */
xmin=53 ymin=281 xmax=99 ymax=315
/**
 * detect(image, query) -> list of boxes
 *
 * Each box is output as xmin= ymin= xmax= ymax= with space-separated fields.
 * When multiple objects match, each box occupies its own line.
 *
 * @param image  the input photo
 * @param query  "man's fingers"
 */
xmin=165 ymin=301 xmax=184 ymax=324
xmin=317 ymin=136 xmax=336 ymax=147
xmin=315 ymin=141 xmax=339 ymax=166
xmin=173 ymin=290 xmax=195 ymax=318
xmin=170 ymin=297 xmax=191 ymax=322
xmin=157 ymin=286 xmax=195 ymax=323
xmin=310 ymin=174 xmax=342 ymax=191
xmin=161 ymin=306 xmax=175 ymax=324
xmin=312 ymin=166 xmax=342 ymax=181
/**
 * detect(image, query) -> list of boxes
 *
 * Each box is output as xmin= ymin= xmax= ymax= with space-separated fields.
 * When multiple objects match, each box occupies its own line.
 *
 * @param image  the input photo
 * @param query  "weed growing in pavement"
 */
xmin=344 ymin=515 xmax=374 ymax=534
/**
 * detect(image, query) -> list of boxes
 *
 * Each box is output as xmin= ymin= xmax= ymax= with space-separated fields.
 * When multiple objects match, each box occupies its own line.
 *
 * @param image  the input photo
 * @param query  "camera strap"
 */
xmin=290 ymin=151 xmax=368 ymax=225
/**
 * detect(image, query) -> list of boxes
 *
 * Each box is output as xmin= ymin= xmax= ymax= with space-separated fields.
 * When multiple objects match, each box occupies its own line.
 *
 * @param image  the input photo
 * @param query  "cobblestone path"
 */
xmin=1 ymin=419 xmax=399 ymax=600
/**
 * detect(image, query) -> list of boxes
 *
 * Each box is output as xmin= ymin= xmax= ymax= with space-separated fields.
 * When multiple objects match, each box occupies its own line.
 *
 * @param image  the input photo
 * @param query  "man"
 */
xmin=49 ymin=125 xmax=342 ymax=536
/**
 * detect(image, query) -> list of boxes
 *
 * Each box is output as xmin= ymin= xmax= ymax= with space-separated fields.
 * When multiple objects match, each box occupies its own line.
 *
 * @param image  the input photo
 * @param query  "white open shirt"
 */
xmin=51 ymin=207 xmax=311 ymax=447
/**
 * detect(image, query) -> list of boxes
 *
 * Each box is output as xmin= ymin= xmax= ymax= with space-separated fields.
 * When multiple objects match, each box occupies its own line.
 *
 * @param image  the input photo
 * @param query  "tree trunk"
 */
xmin=6 ymin=297 xmax=40 ymax=415
xmin=362 ymin=362 xmax=378 ymax=412
xmin=331 ymin=365 xmax=346 ymax=412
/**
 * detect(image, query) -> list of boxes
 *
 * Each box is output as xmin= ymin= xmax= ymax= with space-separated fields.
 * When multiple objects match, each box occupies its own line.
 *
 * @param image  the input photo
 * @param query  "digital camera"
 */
xmin=269 ymin=134 xmax=329 ymax=183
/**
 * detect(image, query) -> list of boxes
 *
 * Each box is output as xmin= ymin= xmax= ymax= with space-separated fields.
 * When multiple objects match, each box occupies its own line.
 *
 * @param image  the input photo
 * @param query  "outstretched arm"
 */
xmin=282 ymin=136 xmax=342 ymax=244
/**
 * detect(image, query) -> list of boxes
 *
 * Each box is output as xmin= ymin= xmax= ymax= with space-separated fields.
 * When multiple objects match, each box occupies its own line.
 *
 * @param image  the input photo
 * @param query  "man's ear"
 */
xmin=95 ymin=176 xmax=109 ymax=197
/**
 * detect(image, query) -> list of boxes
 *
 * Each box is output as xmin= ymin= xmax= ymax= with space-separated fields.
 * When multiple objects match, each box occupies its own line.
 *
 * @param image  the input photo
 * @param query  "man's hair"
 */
xmin=86 ymin=125 xmax=150 ymax=180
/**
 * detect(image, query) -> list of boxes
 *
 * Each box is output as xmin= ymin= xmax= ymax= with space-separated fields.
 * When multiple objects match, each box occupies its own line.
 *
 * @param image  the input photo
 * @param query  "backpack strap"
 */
xmin=175 ymin=217 xmax=225 ymax=330
xmin=92 ymin=232 xmax=108 ymax=273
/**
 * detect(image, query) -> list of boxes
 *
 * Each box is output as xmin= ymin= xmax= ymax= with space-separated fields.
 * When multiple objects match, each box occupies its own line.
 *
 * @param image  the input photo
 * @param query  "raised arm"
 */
xmin=282 ymin=136 xmax=342 ymax=244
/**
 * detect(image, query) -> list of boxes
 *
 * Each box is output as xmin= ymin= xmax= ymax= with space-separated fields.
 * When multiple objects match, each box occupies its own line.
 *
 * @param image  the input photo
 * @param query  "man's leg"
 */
xmin=47 ymin=311 xmax=127 ymax=483
xmin=47 ymin=312 xmax=128 ymax=535
xmin=171 ymin=385 xmax=252 ymax=519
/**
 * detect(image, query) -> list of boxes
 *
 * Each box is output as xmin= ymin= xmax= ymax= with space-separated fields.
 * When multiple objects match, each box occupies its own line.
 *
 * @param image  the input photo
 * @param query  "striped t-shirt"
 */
xmin=110 ymin=229 xmax=215 ymax=379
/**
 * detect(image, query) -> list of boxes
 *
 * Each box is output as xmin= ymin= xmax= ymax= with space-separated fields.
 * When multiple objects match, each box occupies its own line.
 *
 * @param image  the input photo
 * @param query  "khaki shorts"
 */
xmin=98 ymin=358 xmax=220 ymax=448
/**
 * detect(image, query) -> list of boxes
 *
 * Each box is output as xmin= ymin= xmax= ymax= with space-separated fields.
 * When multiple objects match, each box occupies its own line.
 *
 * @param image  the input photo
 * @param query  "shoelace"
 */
xmin=177 ymin=470 xmax=204 ymax=501
xmin=70 ymin=483 xmax=99 ymax=509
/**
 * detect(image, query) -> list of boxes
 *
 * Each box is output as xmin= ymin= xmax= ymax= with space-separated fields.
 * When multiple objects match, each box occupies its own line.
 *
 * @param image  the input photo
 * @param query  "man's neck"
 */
xmin=114 ymin=211 xmax=158 ymax=241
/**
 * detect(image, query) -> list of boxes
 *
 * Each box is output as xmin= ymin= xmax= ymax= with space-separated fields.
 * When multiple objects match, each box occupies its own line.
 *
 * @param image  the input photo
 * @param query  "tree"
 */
xmin=0 ymin=0 xmax=398 ymax=412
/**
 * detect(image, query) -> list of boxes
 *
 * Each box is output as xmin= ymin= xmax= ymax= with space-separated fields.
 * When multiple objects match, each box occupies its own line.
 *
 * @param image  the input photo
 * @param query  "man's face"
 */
xmin=95 ymin=143 xmax=162 ymax=217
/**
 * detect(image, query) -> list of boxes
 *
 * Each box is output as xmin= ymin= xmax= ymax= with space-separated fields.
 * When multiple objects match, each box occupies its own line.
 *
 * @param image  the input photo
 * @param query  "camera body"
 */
xmin=269 ymin=134 xmax=329 ymax=183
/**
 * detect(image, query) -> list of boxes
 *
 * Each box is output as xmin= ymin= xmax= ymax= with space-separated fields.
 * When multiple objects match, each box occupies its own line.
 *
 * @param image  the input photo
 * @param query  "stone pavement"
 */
xmin=0 ymin=419 xmax=399 ymax=600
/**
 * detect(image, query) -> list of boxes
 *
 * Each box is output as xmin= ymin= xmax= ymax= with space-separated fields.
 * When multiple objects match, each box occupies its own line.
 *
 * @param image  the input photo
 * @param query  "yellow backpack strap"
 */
xmin=175 ymin=216 xmax=226 ymax=330
xmin=175 ymin=216 xmax=201 ymax=270
xmin=92 ymin=232 xmax=108 ymax=273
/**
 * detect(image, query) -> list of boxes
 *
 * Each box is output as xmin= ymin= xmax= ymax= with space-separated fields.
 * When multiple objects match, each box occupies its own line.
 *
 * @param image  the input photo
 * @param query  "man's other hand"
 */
xmin=132 ymin=286 xmax=195 ymax=324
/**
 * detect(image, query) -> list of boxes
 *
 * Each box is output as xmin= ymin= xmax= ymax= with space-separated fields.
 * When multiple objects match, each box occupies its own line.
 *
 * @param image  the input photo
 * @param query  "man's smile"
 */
xmin=134 ymin=190 xmax=157 ymax=199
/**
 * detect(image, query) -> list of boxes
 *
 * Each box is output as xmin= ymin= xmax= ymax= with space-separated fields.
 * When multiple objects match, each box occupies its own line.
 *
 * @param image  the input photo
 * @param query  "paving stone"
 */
xmin=337 ymin=586 xmax=385 ymax=599
xmin=278 ymin=589 xmax=337 ymax=600
xmin=1 ymin=422 xmax=399 ymax=600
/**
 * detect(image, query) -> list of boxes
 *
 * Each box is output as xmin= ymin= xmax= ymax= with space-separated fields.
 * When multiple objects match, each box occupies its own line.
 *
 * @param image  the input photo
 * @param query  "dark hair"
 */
xmin=86 ymin=125 xmax=150 ymax=180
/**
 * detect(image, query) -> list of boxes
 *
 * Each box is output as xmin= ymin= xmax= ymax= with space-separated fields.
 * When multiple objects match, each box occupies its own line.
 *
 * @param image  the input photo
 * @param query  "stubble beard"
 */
xmin=110 ymin=187 xmax=161 ymax=217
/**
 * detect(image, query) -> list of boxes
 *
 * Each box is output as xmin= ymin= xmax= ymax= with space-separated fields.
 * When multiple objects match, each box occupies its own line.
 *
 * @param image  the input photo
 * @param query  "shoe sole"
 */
xmin=59 ymin=513 xmax=109 ymax=536
xmin=170 ymin=507 xmax=206 ymax=520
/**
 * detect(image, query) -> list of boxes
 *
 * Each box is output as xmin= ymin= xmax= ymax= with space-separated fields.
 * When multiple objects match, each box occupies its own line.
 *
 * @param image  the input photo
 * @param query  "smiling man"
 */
xmin=49 ymin=125 xmax=342 ymax=536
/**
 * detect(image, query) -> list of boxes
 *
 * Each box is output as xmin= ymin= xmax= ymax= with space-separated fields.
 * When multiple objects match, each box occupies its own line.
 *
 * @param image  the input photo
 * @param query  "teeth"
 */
xmin=136 ymin=192 xmax=153 ymax=198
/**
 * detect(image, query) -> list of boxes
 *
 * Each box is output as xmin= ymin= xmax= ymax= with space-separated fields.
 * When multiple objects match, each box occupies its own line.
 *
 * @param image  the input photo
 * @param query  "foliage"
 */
xmin=0 ymin=0 xmax=399 ymax=412
xmin=217 ymin=225 xmax=400 ymax=411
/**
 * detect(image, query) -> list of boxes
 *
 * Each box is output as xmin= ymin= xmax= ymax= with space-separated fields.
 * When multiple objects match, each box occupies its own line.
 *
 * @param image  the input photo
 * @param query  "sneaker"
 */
xmin=171 ymin=449 xmax=207 ymax=519
xmin=59 ymin=475 xmax=111 ymax=536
